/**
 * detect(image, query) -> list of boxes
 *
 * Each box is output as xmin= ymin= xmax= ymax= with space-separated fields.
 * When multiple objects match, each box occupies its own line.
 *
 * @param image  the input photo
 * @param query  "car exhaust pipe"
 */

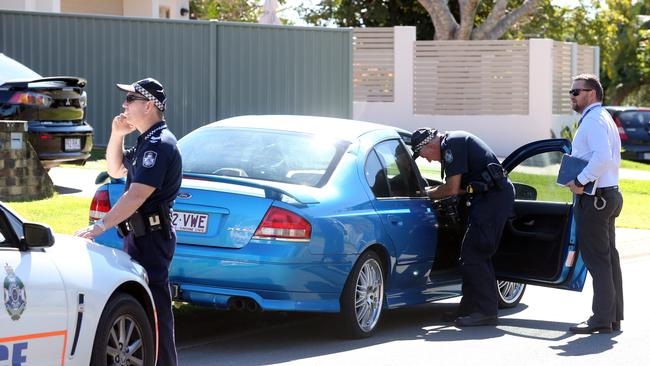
xmin=228 ymin=297 xmax=246 ymax=311
xmin=245 ymin=299 xmax=260 ymax=312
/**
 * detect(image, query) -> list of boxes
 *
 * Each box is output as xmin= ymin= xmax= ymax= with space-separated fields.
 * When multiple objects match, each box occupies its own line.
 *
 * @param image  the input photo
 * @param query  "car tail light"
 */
xmin=8 ymin=91 xmax=53 ymax=107
xmin=613 ymin=116 xmax=628 ymax=141
xmin=89 ymin=190 xmax=111 ymax=222
xmin=253 ymin=207 xmax=311 ymax=241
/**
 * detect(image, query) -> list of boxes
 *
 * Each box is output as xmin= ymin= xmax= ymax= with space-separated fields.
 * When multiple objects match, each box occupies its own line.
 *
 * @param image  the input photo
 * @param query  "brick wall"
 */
xmin=0 ymin=121 xmax=54 ymax=201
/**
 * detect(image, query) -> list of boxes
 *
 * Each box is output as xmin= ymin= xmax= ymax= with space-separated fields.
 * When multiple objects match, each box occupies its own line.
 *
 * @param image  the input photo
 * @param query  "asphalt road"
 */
xmin=174 ymin=243 xmax=650 ymax=366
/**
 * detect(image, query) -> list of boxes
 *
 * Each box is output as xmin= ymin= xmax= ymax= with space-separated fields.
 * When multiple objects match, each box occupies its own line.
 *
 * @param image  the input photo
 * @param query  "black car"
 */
xmin=0 ymin=53 xmax=93 ymax=169
xmin=605 ymin=106 xmax=650 ymax=161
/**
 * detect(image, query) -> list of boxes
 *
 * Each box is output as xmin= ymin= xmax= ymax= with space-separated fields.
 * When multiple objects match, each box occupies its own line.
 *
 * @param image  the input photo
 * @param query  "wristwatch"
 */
xmin=94 ymin=219 xmax=107 ymax=232
xmin=574 ymin=179 xmax=584 ymax=188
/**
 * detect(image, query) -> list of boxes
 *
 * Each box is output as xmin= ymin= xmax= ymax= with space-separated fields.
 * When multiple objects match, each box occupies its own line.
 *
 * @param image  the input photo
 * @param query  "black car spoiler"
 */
xmin=2 ymin=76 xmax=87 ymax=89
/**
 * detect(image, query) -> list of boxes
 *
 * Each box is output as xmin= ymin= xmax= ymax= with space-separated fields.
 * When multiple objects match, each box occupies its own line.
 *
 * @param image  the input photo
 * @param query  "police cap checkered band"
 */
xmin=411 ymin=128 xmax=438 ymax=159
xmin=117 ymin=78 xmax=166 ymax=111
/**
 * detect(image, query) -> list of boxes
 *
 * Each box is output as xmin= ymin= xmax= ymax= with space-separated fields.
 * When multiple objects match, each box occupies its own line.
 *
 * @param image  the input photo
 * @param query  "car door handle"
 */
xmin=387 ymin=215 xmax=403 ymax=225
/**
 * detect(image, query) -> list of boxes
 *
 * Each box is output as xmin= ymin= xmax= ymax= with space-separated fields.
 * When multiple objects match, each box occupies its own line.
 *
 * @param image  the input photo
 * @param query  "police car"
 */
xmin=0 ymin=202 xmax=157 ymax=365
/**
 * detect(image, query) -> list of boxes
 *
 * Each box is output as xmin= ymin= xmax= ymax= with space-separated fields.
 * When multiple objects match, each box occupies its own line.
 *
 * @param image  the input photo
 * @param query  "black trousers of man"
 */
xmin=574 ymin=189 xmax=624 ymax=327
xmin=458 ymin=181 xmax=515 ymax=317
xmin=125 ymin=229 xmax=177 ymax=366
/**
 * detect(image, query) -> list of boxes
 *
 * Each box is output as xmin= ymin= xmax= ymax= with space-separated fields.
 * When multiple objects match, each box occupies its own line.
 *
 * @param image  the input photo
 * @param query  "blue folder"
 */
xmin=557 ymin=154 xmax=596 ymax=194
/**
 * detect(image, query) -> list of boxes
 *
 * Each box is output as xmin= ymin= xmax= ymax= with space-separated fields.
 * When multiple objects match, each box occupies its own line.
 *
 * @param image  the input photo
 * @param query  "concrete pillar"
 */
xmin=0 ymin=121 xmax=54 ymax=201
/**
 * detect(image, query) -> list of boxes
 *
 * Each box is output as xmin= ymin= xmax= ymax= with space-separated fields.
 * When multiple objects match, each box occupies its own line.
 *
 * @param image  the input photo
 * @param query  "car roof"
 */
xmin=603 ymin=106 xmax=650 ymax=112
xmin=205 ymin=115 xmax=409 ymax=142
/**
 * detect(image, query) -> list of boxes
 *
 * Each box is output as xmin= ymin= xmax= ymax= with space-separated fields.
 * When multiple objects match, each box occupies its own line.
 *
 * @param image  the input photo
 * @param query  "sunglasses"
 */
xmin=569 ymin=88 xmax=593 ymax=97
xmin=125 ymin=94 xmax=150 ymax=103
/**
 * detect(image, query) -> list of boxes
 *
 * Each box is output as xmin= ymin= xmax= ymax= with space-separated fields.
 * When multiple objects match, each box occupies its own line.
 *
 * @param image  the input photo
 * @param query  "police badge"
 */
xmin=142 ymin=151 xmax=158 ymax=168
xmin=3 ymin=264 xmax=26 ymax=321
xmin=444 ymin=149 xmax=454 ymax=164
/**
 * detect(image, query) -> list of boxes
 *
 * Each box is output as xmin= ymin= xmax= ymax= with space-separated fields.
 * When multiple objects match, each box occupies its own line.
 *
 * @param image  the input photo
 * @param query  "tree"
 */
xmin=299 ymin=0 xmax=436 ymax=40
xmin=416 ymin=0 xmax=543 ymax=39
xmin=190 ymin=0 xmax=291 ymax=23
xmin=190 ymin=0 xmax=261 ymax=22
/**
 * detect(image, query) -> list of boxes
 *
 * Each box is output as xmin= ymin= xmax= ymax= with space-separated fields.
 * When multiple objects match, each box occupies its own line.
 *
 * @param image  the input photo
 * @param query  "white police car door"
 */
xmin=0 ymin=206 xmax=67 ymax=366
xmin=494 ymin=139 xmax=588 ymax=291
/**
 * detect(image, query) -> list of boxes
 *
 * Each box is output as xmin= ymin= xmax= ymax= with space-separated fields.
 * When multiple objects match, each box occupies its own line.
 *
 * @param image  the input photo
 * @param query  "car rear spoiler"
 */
xmin=2 ymin=76 xmax=87 ymax=89
xmin=182 ymin=173 xmax=319 ymax=206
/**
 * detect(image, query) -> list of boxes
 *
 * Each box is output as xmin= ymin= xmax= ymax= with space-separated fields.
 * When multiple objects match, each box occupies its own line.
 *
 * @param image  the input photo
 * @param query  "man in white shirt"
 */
xmin=565 ymin=74 xmax=624 ymax=334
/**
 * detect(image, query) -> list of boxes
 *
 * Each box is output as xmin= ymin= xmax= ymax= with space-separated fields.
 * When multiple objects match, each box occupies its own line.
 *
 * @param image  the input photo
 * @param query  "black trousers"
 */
xmin=124 ymin=230 xmax=177 ymax=366
xmin=458 ymin=181 xmax=515 ymax=317
xmin=574 ymin=189 xmax=624 ymax=326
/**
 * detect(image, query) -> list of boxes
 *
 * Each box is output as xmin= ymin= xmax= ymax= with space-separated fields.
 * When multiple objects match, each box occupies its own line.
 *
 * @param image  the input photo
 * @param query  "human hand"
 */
xmin=74 ymin=224 xmax=104 ymax=239
xmin=566 ymin=180 xmax=584 ymax=195
xmin=112 ymin=113 xmax=136 ymax=137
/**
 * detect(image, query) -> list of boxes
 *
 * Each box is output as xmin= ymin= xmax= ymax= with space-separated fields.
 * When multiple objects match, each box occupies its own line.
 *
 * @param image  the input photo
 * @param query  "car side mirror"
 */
xmin=22 ymin=222 xmax=55 ymax=248
xmin=95 ymin=171 xmax=110 ymax=185
xmin=95 ymin=171 xmax=126 ymax=185
xmin=513 ymin=183 xmax=537 ymax=200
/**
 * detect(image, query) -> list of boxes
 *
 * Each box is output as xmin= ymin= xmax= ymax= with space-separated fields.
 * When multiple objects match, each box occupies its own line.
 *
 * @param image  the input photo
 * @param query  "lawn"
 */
xmin=7 ymin=195 xmax=92 ymax=235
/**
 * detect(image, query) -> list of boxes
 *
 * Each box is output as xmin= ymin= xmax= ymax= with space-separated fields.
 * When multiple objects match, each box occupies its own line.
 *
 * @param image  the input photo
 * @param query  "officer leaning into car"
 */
xmin=76 ymin=78 xmax=182 ymax=365
xmin=411 ymin=128 xmax=515 ymax=327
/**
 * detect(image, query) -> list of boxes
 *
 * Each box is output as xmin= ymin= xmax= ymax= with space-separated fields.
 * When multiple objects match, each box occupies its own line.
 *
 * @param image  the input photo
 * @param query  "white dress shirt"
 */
xmin=571 ymin=102 xmax=621 ymax=193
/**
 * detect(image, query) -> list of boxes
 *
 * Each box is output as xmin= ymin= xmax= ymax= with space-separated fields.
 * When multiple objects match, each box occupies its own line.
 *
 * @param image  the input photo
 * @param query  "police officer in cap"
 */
xmin=76 ymin=78 xmax=182 ymax=365
xmin=411 ymin=128 xmax=514 ymax=327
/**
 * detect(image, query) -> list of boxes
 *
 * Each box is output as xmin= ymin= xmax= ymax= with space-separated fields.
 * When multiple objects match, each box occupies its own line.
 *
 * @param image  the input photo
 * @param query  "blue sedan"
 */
xmin=90 ymin=115 xmax=587 ymax=338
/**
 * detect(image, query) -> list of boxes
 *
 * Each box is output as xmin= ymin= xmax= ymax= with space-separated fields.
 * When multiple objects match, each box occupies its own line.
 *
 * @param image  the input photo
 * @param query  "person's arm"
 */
xmin=106 ymin=114 xmax=136 ymax=178
xmin=426 ymin=174 xmax=464 ymax=199
xmin=75 ymin=183 xmax=155 ymax=239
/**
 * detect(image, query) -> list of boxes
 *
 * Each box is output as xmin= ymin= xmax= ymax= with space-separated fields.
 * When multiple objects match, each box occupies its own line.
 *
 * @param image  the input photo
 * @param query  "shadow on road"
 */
xmin=549 ymin=332 xmax=621 ymax=356
xmin=176 ymin=301 xmax=589 ymax=365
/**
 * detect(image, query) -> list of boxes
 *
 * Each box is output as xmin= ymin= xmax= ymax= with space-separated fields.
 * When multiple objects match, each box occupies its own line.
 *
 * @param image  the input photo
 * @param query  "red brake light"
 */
xmin=253 ymin=207 xmax=311 ymax=241
xmin=90 ymin=190 xmax=111 ymax=222
xmin=8 ymin=91 xmax=53 ymax=107
xmin=613 ymin=116 xmax=628 ymax=141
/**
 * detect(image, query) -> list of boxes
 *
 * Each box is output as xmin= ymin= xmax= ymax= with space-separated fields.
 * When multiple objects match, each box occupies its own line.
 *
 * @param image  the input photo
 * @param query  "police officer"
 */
xmin=565 ymin=74 xmax=623 ymax=334
xmin=76 ymin=78 xmax=182 ymax=365
xmin=411 ymin=128 xmax=515 ymax=327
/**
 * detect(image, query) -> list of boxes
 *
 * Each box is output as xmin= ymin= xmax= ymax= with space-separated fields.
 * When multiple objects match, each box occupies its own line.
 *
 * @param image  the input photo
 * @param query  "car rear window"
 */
xmin=0 ymin=55 xmax=42 ymax=85
xmin=618 ymin=110 xmax=650 ymax=126
xmin=178 ymin=127 xmax=350 ymax=187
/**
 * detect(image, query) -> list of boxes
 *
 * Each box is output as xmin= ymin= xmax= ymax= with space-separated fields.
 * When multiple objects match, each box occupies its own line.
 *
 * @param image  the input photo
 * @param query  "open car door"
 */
xmin=494 ymin=139 xmax=587 ymax=291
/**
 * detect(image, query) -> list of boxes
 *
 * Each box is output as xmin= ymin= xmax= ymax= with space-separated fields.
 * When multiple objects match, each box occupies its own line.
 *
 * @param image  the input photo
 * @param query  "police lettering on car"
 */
xmin=412 ymin=128 xmax=515 ymax=327
xmin=76 ymin=78 xmax=182 ymax=365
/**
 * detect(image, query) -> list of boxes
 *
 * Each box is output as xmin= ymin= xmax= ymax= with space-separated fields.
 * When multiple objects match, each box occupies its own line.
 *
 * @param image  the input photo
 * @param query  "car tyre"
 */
xmin=338 ymin=250 xmax=385 ymax=339
xmin=90 ymin=293 xmax=155 ymax=366
xmin=497 ymin=280 xmax=526 ymax=309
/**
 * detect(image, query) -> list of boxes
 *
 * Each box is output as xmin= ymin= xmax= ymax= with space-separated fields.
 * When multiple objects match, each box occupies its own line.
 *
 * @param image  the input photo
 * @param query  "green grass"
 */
xmin=6 ymin=195 xmax=92 ymax=235
xmin=620 ymin=159 xmax=650 ymax=171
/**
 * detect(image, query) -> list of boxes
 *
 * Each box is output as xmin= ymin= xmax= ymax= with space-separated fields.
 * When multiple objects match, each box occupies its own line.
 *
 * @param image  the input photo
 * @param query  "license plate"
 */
xmin=172 ymin=211 xmax=208 ymax=233
xmin=644 ymin=153 xmax=650 ymax=160
xmin=64 ymin=138 xmax=81 ymax=151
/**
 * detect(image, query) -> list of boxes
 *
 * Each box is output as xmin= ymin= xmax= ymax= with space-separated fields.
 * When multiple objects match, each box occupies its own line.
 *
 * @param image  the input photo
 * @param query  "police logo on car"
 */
xmin=142 ymin=151 xmax=157 ymax=168
xmin=3 ymin=264 xmax=26 ymax=321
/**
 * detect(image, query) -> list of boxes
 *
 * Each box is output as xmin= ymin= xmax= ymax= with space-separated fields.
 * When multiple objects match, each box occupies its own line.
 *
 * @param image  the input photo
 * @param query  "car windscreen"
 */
xmin=0 ymin=55 xmax=42 ymax=85
xmin=179 ymin=127 xmax=350 ymax=187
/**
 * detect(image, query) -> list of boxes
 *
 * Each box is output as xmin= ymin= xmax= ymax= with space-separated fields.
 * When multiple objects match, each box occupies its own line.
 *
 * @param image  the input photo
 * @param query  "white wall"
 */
xmin=158 ymin=0 xmax=189 ymax=20
xmin=353 ymin=28 xmax=581 ymax=157
xmin=123 ymin=0 xmax=155 ymax=17
xmin=0 ymin=0 xmax=60 ymax=12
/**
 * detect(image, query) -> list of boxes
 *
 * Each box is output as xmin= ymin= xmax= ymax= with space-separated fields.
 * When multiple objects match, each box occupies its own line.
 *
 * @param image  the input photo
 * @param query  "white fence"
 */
xmin=353 ymin=27 xmax=599 ymax=156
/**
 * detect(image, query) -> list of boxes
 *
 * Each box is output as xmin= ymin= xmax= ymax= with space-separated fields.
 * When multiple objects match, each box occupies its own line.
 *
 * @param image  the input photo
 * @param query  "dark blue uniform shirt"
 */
xmin=123 ymin=121 xmax=182 ymax=212
xmin=440 ymin=131 xmax=501 ymax=189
